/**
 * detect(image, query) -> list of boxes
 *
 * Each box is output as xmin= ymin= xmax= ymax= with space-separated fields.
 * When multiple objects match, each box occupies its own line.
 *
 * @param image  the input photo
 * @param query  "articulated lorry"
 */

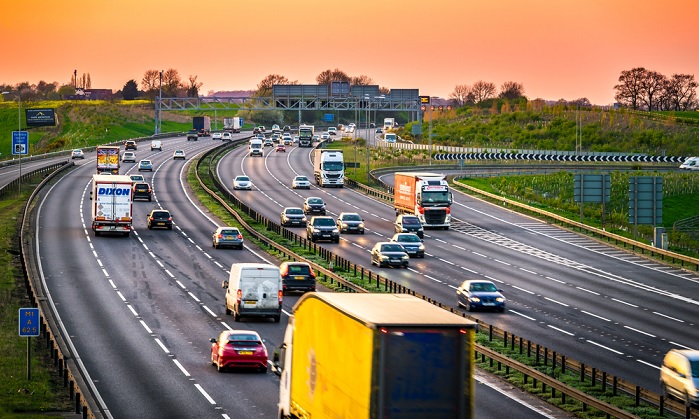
xmin=90 ymin=174 xmax=133 ymax=237
xmin=96 ymin=145 xmax=120 ymax=174
xmin=298 ymin=124 xmax=314 ymax=147
xmin=193 ymin=116 xmax=211 ymax=136
xmin=312 ymin=149 xmax=344 ymax=187
xmin=223 ymin=117 xmax=243 ymax=133
xmin=394 ymin=172 xmax=453 ymax=229
xmin=273 ymin=293 xmax=476 ymax=419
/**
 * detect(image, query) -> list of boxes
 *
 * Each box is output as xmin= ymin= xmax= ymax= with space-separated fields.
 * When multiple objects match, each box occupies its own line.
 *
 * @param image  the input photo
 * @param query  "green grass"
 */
xmin=0 ymin=181 xmax=71 ymax=417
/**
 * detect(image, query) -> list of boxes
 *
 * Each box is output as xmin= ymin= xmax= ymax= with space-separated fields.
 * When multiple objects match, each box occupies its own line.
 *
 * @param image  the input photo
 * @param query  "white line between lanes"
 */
xmin=544 ymin=297 xmax=568 ymax=306
xmin=547 ymin=325 xmax=575 ymax=336
xmin=581 ymin=310 xmax=610 ymax=322
xmin=510 ymin=310 xmax=536 ymax=321
xmin=173 ymin=359 xmax=190 ymax=377
xmin=586 ymin=340 xmax=623 ymax=355
xmin=653 ymin=312 xmax=684 ymax=322
xmin=194 ymin=383 xmax=216 ymax=405
xmin=155 ymin=338 xmax=170 ymax=354
xmin=623 ymin=326 xmax=655 ymax=337
xmin=140 ymin=320 xmax=153 ymax=334
xmin=511 ymin=285 xmax=535 ymax=295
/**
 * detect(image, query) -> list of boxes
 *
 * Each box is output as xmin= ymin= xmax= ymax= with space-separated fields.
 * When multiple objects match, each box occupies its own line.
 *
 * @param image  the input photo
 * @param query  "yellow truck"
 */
xmin=273 ymin=293 xmax=477 ymax=419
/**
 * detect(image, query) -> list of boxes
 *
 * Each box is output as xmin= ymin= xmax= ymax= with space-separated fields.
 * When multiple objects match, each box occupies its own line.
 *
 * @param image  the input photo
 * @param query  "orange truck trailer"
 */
xmin=394 ymin=172 xmax=453 ymax=229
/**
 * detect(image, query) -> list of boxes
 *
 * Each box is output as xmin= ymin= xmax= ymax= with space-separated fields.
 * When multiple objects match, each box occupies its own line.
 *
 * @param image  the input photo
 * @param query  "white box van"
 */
xmin=224 ymin=263 xmax=282 ymax=322
xmin=150 ymin=140 xmax=162 ymax=151
xmin=679 ymin=156 xmax=699 ymax=171
xmin=249 ymin=139 xmax=263 ymax=157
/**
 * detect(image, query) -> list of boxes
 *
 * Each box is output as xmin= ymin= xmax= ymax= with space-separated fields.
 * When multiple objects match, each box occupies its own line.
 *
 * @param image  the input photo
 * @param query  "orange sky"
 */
xmin=3 ymin=0 xmax=698 ymax=105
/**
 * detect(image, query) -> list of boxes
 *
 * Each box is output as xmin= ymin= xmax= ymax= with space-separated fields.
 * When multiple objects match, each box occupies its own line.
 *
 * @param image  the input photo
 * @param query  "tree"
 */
xmin=449 ymin=84 xmax=472 ymax=107
xmin=57 ymin=84 xmax=76 ymax=98
xmin=162 ymin=68 xmax=182 ymax=97
xmin=471 ymin=80 xmax=496 ymax=103
xmin=256 ymin=74 xmax=295 ymax=96
xmin=316 ymin=69 xmax=350 ymax=85
xmin=665 ymin=73 xmax=697 ymax=111
xmin=122 ymin=79 xmax=139 ymax=100
xmin=141 ymin=70 xmax=160 ymax=97
xmin=498 ymin=81 xmax=525 ymax=100
xmin=614 ymin=67 xmax=646 ymax=110
xmin=186 ymin=75 xmax=203 ymax=97
xmin=640 ymin=70 xmax=666 ymax=111
xmin=350 ymin=75 xmax=373 ymax=85
xmin=570 ymin=98 xmax=592 ymax=108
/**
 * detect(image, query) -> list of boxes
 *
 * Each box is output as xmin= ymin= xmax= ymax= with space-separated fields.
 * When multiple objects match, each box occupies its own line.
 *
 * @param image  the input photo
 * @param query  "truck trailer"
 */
xmin=312 ymin=149 xmax=344 ymax=187
xmin=223 ymin=117 xmax=243 ymax=133
xmin=273 ymin=293 xmax=477 ymax=419
xmin=95 ymin=145 xmax=120 ymax=174
xmin=193 ymin=116 xmax=211 ymax=137
xmin=394 ymin=172 xmax=452 ymax=229
xmin=90 ymin=174 xmax=133 ymax=237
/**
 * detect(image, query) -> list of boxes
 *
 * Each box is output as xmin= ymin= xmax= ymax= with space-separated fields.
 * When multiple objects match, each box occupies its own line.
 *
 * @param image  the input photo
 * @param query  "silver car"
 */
xmin=233 ymin=176 xmax=252 ymax=190
xmin=212 ymin=227 xmax=244 ymax=249
xmin=292 ymin=176 xmax=311 ymax=189
xmin=280 ymin=207 xmax=307 ymax=227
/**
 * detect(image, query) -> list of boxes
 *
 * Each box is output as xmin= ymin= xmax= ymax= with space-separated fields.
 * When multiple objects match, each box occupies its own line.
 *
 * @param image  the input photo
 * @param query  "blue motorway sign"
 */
xmin=324 ymin=113 xmax=334 ymax=122
xmin=19 ymin=308 xmax=40 ymax=337
xmin=12 ymin=131 xmax=29 ymax=155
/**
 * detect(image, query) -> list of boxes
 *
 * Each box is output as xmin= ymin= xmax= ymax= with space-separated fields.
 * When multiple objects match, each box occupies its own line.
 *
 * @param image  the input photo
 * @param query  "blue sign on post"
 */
xmin=323 ymin=113 xmax=334 ymax=122
xmin=19 ymin=308 xmax=40 ymax=337
xmin=12 ymin=131 xmax=29 ymax=155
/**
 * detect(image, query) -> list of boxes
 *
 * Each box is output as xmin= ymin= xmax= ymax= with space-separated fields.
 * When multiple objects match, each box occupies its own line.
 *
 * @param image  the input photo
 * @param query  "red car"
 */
xmin=210 ymin=330 xmax=268 ymax=373
xmin=276 ymin=144 xmax=286 ymax=152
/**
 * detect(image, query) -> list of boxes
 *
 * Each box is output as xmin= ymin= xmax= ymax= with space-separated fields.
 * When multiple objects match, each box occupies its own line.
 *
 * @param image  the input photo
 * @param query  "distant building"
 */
xmin=64 ymin=88 xmax=113 ymax=100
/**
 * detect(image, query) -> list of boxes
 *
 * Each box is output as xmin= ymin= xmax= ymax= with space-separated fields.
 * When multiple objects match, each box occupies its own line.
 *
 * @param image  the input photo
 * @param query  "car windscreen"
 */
xmin=236 ymin=177 xmax=250 ymax=182
xmin=220 ymin=229 xmax=239 ymax=235
xmin=314 ymin=218 xmax=334 ymax=226
xmin=287 ymin=265 xmax=311 ymax=275
xmin=470 ymin=282 xmax=497 ymax=292
xmin=308 ymin=198 xmax=323 ymax=204
xmin=286 ymin=208 xmax=303 ymax=215
xmin=342 ymin=214 xmax=361 ymax=221
xmin=153 ymin=212 xmax=169 ymax=218
xmin=381 ymin=244 xmax=404 ymax=252
xmin=690 ymin=360 xmax=699 ymax=378
xmin=322 ymin=162 xmax=344 ymax=171
xmin=296 ymin=177 xmax=308 ymax=182
xmin=397 ymin=235 xmax=420 ymax=242
xmin=402 ymin=217 xmax=420 ymax=225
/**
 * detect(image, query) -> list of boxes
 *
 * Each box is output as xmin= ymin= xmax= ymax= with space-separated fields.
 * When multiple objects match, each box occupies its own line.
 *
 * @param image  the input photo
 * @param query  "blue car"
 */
xmin=456 ymin=280 xmax=506 ymax=312
xmin=138 ymin=159 xmax=153 ymax=172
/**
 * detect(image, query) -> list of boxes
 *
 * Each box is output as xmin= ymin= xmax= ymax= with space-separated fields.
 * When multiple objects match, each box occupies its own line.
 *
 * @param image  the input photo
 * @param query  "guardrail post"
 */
xmin=536 ymin=344 xmax=540 ymax=364
xmin=489 ymin=325 xmax=493 ymax=342
xmin=552 ymin=351 xmax=556 ymax=371
xmin=503 ymin=331 xmax=508 ymax=347
xmin=601 ymin=371 xmax=606 ymax=392
xmin=635 ymin=386 xmax=640 ymax=407
xmin=613 ymin=376 xmax=617 ymax=396
xmin=519 ymin=337 xmax=523 ymax=354
xmin=581 ymin=363 xmax=586 ymax=382
xmin=659 ymin=396 xmax=664 ymax=415
xmin=527 ymin=340 xmax=531 ymax=357
xmin=561 ymin=356 xmax=566 ymax=373
xmin=75 ymin=392 xmax=81 ymax=414
xmin=544 ymin=347 xmax=548 ymax=366
xmin=592 ymin=368 xmax=596 ymax=386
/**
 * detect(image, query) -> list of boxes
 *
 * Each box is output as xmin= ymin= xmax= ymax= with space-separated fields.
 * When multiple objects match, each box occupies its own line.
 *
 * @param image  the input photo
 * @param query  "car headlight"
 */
xmin=379 ymin=255 xmax=389 ymax=261
xmin=341 ymin=223 xmax=348 ymax=228
xmin=418 ymin=244 xmax=425 ymax=251
xmin=401 ymin=255 xmax=409 ymax=260
xmin=332 ymin=228 xmax=339 ymax=233
xmin=496 ymin=297 xmax=505 ymax=303
xmin=302 ymin=217 xmax=307 ymax=222
xmin=358 ymin=223 xmax=364 ymax=228
xmin=469 ymin=297 xmax=481 ymax=303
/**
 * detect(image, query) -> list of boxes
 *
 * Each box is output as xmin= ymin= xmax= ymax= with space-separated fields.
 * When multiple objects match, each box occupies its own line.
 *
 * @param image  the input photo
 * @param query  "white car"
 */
xmin=71 ymin=149 xmax=85 ymax=159
xmin=321 ymin=133 xmax=330 ymax=140
xmin=292 ymin=175 xmax=311 ymax=189
xmin=212 ymin=132 xmax=222 ymax=140
xmin=173 ymin=150 xmax=186 ymax=160
xmin=222 ymin=132 xmax=232 ymax=141
xmin=121 ymin=151 xmax=136 ymax=162
xmin=293 ymin=136 xmax=299 ymax=143
xmin=328 ymin=127 xmax=337 ymax=136
xmin=233 ymin=175 xmax=252 ymax=190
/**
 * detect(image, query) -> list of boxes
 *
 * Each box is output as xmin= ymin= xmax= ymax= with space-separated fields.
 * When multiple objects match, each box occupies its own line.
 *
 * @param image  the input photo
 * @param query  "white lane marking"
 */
xmin=140 ymin=320 xmax=153 ymax=334
xmin=424 ymin=275 xmax=442 ymax=283
xmin=636 ymin=359 xmax=660 ymax=369
xmin=494 ymin=259 xmax=511 ymax=266
xmin=581 ymin=310 xmax=610 ymax=322
xmin=545 ymin=276 xmax=565 ymax=284
xmin=155 ymin=338 xmax=170 ymax=354
xmin=510 ymin=310 xmax=536 ymax=321
xmin=623 ymin=326 xmax=656 ymax=337
xmin=176 ymin=280 xmax=186 ymax=289
xmin=461 ymin=267 xmax=478 ymax=274
xmin=438 ymin=258 xmax=455 ymax=265
xmin=544 ymin=297 xmax=568 ymax=307
xmin=188 ymin=292 xmax=201 ymax=302
xmin=407 ymin=267 xmax=420 ymax=273
xmin=221 ymin=322 xmax=232 ymax=331
xmin=576 ymin=286 xmax=600 ymax=296
xmin=611 ymin=298 xmax=637 ymax=307
xmin=452 ymin=244 xmax=465 ymax=250
xmin=117 ymin=291 xmax=127 ymax=302
xmin=473 ymin=252 xmax=487 ymax=258
xmin=670 ymin=341 xmax=693 ymax=350
xmin=127 ymin=305 xmax=139 ymax=317
xmin=108 ymin=280 xmax=117 ymax=289
xmin=474 ymin=370 xmax=560 ymax=419
xmin=519 ymin=268 xmax=537 ymax=275
xmin=435 ymin=238 xmax=447 ymax=243
xmin=194 ymin=383 xmax=216 ymax=405
xmin=653 ymin=312 xmax=684 ymax=322
xmin=203 ymin=306 xmax=216 ymax=317
xmin=548 ymin=325 xmax=575 ymax=336
xmin=173 ymin=359 xmax=191 ymax=377
xmin=586 ymin=340 xmax=623 ymax=355
xmin=511 ymin=285 xmax=535 ymax=295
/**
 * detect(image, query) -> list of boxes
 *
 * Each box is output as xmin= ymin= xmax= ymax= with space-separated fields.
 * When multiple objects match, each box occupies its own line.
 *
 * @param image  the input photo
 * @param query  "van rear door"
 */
xmin=239 ymin=268 xmax=280 ymax=310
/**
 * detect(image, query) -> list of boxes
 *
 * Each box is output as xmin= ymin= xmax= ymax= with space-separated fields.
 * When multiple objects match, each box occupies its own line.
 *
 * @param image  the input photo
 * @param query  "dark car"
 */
xmin=132 ymin=182 xmax=152 ymax=202
xmin=283 ymin=125 xmax=291 ymax=131
xmin=147 ymin=209 xmax=172 ymax=230
xmin=187 ymin=129 xmax=199 ymax=141
xmin=306 ymin=216 xmax=340 ymax=243
xmin=456 ymin=280 xmax=506 ymax=312
xmin=279 ymin=261 xmax=316 ymax=294
xmin=124 ymin=140 xmax=137 ymax=150
xmin=394 ymin=214 xmax=424 ymax=238
xmin=212 ymin=226 xmax=244 ymax=249
xmin=303 ymin=197 xmax=326 ymax=215
xmin=390 ymin=233 xmax=425 ymax=258
xmin=370 ymin=242 xmax=409 ymax=268
xmin=280 ymin=207 xmax=307 ymax=227
xmin=210 ymin=330 xmax=268 ymax=373
xmin=336 ymin=212 xmax=365 ymax=234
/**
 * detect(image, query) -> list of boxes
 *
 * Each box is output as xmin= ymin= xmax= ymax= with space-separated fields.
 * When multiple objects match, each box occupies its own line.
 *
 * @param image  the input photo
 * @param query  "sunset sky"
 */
xmin=3 ymin=0 xmax=698 ymax=105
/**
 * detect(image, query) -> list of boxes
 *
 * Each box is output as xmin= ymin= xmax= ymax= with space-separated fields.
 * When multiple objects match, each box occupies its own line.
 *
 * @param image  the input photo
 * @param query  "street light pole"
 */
xmin=365 ymin=95 xmax=370 ymax=184
xmin=2 ymin=90 xmax=22 ymax=192
xmin=158 ymin=70 xmax=163 ymax=134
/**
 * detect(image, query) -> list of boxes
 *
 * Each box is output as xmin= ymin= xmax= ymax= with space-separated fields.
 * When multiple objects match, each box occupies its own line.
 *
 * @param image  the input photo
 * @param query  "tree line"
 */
xmin=614 ymin=67 xmax=696 ymax=111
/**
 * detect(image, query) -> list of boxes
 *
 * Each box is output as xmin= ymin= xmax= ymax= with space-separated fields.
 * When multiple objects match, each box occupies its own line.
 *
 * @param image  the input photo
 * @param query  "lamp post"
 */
xmin=158 ymin=70 xmax=163 ymax=134
xmin=2 ymin=90 xmax=22 ymax=192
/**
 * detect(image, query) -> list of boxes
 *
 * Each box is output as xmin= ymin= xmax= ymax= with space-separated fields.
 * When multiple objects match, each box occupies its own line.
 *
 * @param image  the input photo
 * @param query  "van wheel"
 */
xmin=225 ymin=305 xmax=231 ymax=315
xmin=234 ymin=312 xmax=241 ymax=322
xmin=274 ymin=316 xmax=280 ymax=323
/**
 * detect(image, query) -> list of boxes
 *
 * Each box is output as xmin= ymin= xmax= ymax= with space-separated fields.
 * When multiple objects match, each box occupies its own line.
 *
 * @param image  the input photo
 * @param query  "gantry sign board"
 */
xmin=628 ymin=176 xmax=662 ymax=226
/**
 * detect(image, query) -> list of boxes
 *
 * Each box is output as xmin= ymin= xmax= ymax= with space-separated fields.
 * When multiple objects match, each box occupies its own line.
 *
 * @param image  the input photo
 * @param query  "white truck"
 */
xmin=223 ymin=117 xmax=242 ymax=133
xmin=298 ymin=124 xmax=314 ymax=147
xmin=90 ymin=174 xmax=133 ymax=237
xmin=313 ymin=149 xmax=344 ymax=187
xmin=394 ymin=172 xmax=453 ymax=229
xmin=383 ymin=117 xmax=396 ymax=132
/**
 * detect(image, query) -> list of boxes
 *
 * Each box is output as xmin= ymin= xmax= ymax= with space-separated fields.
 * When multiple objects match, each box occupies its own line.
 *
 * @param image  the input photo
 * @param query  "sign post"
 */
xmin=19 ymin=307 xmax=40 ymax=380
xmin=12 ymin=131 xmax=28 ymax=194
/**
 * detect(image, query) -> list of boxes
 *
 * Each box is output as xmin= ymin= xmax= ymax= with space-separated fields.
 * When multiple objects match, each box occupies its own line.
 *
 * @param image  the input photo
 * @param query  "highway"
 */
xmin=29 ymin=135 xmax=568 ymax=418
xmin=215 ymin=132 xmax=699 ymax=396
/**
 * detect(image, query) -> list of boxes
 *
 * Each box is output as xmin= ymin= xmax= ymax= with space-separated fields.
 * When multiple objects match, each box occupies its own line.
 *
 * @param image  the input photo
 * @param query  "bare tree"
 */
xmin=640 ymin=70 xmax=666 ymax=111
xmin=141 ymin=70 xmax=160 ymax=93
xmin=498 ymin=81 xmax=524 ymax=100
xmin=256 ymin=74 xmax=296 ymax=96
xmin=350 ymin=75 xmax=373 ymax=85
xmin=614 ymin=67 xmax=647 ymax=110
xmin=471 ymin=80 xmax=496 ymax=103
xmin=571 ymin=98 xmax=592 ymax=107
xmin=162 ymin=68 xmax=182 ymax=97
xmin=449 ymin=84 xmax=471 ymax=107
xmin=316 ymin=69 xmax=350 ymax=85
xmin=665 ymin=73 xmax=697 ymax=111
xmin=186 ymin=75 xmax=203 ymax=97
